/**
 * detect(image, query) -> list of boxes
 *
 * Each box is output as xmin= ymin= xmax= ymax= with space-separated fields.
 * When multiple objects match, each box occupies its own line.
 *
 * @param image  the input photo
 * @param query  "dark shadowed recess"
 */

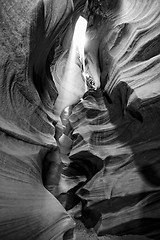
xmin=132 ymin=33 xmax=160 ymax=62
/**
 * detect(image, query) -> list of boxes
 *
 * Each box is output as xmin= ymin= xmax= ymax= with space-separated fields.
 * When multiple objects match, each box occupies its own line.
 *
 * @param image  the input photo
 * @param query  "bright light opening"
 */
xmin=73 ymin=16 xmax=88 ymax=63
xmin=54 ymin=16 xmax=88 ymax=115
xmin=73 ymin=16 xmax=88 ymax=91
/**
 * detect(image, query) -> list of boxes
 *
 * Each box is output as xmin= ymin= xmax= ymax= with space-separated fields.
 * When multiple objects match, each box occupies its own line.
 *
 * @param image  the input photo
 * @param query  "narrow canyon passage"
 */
xmin=0 ymin=0 xmax=160 ymax=239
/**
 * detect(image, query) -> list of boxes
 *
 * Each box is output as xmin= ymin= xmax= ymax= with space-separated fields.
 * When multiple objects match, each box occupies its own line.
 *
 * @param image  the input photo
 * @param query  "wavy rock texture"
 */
xmin=55 ymin=0 xmax=160 ymax=239
xmin=0 ymin=0 xmax=76 ymax=239
xmin=1 ymin=0 xmax=160 ymax=239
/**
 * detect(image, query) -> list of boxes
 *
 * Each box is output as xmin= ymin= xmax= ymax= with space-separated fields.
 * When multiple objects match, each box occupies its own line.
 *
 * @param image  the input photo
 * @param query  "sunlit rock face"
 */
xmin=57 ymin=0 xmax=160 ymax=239
xmin=102 ymin=0 xmax=160 ymax=101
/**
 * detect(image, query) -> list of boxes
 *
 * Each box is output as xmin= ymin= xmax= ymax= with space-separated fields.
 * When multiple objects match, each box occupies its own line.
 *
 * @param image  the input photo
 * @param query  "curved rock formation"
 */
xmin=0 ymin=0 xmax=76 ymax=239
xmin=54 ymin=0 xmax=160 ymax=239
xmin=1 ymin=0 xmax=160 ymax=239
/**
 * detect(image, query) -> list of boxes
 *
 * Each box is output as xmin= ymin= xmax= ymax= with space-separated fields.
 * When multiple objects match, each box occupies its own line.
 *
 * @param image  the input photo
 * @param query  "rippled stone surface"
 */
xmin=57 ymin=0 xmax=160 ymax=239
xmin=0 ymin=0 xmax=76 ymax=239
xmin=1 ymin=0 xmax=160 ymax=239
